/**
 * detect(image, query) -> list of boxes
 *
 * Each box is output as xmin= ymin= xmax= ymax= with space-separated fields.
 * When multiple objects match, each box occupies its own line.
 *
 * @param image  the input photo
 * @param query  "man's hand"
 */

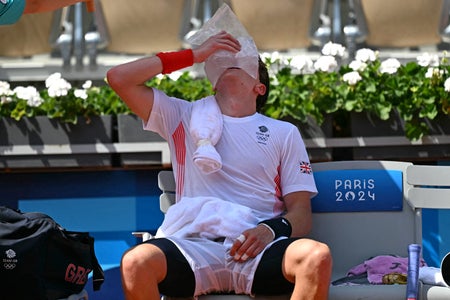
xmin=229 ymin=224 xmax=275 ymax=262
xmin=192 ymin=31 xmax=241 ymax=64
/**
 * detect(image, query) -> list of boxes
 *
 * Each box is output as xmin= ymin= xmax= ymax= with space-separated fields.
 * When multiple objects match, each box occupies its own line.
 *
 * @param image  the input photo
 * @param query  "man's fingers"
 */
xmin=211 ymin=31 xmax=241 ymax=51
xmin=236 ymin=234 xmax=246 ymax=244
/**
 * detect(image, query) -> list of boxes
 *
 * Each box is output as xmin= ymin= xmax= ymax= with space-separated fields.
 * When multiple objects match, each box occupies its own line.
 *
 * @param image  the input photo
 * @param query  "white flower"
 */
xmin=82 ymin=80 xmax=92 ymax=89
xmin=417 ymin=53 xmax=440 ymax=67
xmin=379 ymin=58 xmax=401 ymax=74
xmin=349 ymin=60 xmax=367 ymax=72
xmin=444 ymin=78 xmax=450 ymax=92
xmin=355 ymin=48 xmax=377 ymax=63
xmin=27 ymin=94 xmax=44 ymax=107
xmin=269 ymin=51 xmax=283 ymax=63
xmin=0 ymin=81 xmax=11 ymax=94
xmin=314 ymin=55 xmax=338 ymax=73
xmin=261 ymin=51 xmax=282 ymax=64
xmin=45 ymin=72 xmax=62 ymax=87
xmin=260 ymin=52 xmax=272 ymax=62
xmin=271 ymin=75 xmax=279 ymax=86
xmin=168 ymin=71 xmax=183 ymax=81
xmin=290 ymin=55 xmax=315 ymax=74
xmin=74 ymin=89 xmax=88 ymax=100
xmin=0 ymin=94 xmax=13 ymax=104
xmin=0 ymin=81 xmax=14 ymax=103
xmin=13 ymin=86 xmax=43 ymax=107
xmin=45 ymin=72 xmax=72 ymax=97
xmin=425 ymin=67 xmax=444 ymax=79
xmin=321 ymin=42 xmax=346 ymax=57
xmin=342 ymin=71 xmax=362 ymax=86
xmin=74 ymin=80 xmax=92 ymax=100
xmin=14 ymin=86 xmax=35 ymax=100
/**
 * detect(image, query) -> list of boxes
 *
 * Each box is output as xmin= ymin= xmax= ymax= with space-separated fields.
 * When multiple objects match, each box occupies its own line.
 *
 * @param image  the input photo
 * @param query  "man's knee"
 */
xmin=286 ymin=239 xmax=332 ymax=272
xmin=121 ymin=246 xmax=140 ymax=274
xmin=309 ymin=241 xmax=332 ymax=271
xmin=121 ymin=243 xmax=167 ymax=281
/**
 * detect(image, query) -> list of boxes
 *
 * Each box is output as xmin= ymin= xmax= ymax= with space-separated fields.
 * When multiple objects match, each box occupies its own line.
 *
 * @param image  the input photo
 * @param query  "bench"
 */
xmin=156 ymin=160 xmax=450 ymax=300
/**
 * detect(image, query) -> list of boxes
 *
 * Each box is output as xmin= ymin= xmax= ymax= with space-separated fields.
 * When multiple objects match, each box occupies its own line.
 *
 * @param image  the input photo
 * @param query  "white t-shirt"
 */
xmin=145 ymin=88 xmax=317 ymax=222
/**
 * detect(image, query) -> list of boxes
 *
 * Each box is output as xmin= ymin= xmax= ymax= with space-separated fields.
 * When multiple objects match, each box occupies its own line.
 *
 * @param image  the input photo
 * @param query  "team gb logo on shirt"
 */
xmin=256 ymin=125 xmax=270 ymax=145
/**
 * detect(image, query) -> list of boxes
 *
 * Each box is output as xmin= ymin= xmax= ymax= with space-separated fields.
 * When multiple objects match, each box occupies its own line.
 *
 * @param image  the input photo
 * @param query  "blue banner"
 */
xmin=312 ymin=169 xmax=403 ymax=212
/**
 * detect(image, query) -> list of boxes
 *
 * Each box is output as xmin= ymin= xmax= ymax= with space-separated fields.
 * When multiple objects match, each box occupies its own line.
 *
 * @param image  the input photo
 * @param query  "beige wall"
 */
xmin=0 ymin=12 xmax=53 ymax=57
xmin=0 ymin=0 xmax=446 ymax=58
xmin=231 ymin=0 xmax=314 ymax=51
xmin=102 ymin=0 xmax=184 ymax=54
xmin=362 ymin=0 xmax=443 ymax=47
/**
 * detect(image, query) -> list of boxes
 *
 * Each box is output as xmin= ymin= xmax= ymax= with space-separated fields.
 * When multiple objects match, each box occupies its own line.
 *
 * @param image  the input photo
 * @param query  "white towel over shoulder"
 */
xmin=155 ymin=196 xmax=258 ymax=240
xmin=190 ymin=96 xmax=223 ymax=174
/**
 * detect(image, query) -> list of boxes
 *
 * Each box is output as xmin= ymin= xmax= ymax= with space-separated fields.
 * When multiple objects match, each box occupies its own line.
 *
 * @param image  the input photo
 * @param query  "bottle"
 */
xmin=406 ymin=244 xmax=421 ymax=300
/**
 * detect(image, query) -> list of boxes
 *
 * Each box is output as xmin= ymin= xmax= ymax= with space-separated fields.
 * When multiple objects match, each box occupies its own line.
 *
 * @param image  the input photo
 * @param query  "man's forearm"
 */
xmin=24 ymin=0 xmax=87 ymax=14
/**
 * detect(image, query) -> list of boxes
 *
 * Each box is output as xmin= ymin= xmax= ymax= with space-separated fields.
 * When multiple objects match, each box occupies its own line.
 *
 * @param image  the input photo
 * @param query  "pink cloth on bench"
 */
xmin=347 ymin=255 xmax=426 ymax=284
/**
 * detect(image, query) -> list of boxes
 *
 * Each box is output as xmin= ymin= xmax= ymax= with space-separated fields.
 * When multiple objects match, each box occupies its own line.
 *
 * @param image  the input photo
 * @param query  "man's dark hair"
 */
xmin=256 ymin=56 xmax=270 ymax=113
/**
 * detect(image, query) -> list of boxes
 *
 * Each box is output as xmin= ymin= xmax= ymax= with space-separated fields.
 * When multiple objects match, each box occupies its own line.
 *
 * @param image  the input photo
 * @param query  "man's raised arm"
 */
xmin=106 ymin=31 xmax=241 ymax=121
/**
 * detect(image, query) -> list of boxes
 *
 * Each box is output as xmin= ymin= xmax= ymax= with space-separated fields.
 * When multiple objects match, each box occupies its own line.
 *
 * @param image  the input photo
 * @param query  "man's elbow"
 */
xmin=106 ymin=67 xmax=124 ymax=92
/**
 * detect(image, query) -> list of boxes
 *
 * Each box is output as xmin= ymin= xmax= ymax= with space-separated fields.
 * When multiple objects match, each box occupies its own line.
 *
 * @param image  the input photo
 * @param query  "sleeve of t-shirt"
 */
xmin=279 ymin=126 xmax=318 ymax=198
xmin=0 ymin=0 xmax=26 ymax=26
xmin=143 ymin=88 xmax=191 ymax=141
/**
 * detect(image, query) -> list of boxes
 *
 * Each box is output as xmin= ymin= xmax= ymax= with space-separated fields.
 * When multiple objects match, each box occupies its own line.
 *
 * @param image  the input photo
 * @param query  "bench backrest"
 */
xmin=307 ymin=160 xmax=415 ymax=279
xmin=158 ymin=160 xmax=418 ymax=280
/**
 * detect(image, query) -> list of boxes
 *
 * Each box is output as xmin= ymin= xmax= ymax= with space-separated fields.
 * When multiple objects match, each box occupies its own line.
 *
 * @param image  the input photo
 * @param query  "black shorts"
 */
xmin=251 ymin=238 xmax=297 ymax=295
xmin=145 ymin=237 xmax=298 ymax=297
xmin=145 ymin=238 xmax=196 ymax=297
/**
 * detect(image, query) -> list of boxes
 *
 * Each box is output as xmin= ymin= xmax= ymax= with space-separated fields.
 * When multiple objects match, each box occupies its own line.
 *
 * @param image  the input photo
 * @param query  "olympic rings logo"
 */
xmin=3 ymin=263 xmax=16 ymax=270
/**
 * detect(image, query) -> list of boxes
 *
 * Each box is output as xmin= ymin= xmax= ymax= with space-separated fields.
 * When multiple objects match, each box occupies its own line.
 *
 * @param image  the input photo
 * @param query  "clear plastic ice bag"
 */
xmin=186 ymin=4 xmax=259 ymax=87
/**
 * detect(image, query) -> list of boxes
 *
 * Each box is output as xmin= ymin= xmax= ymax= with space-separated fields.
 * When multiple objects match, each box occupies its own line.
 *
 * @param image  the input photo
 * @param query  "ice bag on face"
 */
xmin=186 ymin=4 xmax=259 ymax=87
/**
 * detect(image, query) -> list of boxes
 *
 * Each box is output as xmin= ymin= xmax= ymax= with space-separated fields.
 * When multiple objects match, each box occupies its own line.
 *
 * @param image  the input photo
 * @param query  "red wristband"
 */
xmin=156 ymin=49 xmax=194 ymax=74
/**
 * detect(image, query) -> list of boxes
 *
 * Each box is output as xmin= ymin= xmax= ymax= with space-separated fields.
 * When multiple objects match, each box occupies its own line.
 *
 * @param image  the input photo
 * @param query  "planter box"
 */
xmin=351 ymin=112 xmax=450 ymax=161
xmin=117 ymin=114 xmax=166 ymax=166
xmin=0 ymin=116 xmax=114 ymax=169
xmin=285 ymin=114 xmax=333 ymax=162
xmin=118 ymin=114 xmax=333 ymax=165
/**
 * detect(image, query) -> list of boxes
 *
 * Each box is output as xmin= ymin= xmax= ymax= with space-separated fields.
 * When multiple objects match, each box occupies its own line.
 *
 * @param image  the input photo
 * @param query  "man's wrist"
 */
xmin=156 ymin=49 xmax=194 ymax=74
xmin=258 ymin=222 xmax=276 ymax=240
xmin=258 ymin=217 xmax=292 ymax=240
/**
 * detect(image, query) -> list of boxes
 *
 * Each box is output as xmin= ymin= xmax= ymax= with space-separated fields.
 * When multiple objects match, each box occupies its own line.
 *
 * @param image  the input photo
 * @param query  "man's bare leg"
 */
xmin=283 ymin=239 xmax=332 ymax=300
xmin=121 ymin=243 xmax=168 ymax=300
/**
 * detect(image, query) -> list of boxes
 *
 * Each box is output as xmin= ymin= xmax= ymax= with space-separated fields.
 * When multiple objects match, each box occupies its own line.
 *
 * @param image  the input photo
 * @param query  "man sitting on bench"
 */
xmin=107 ymin=7 xmax=332 ymax=299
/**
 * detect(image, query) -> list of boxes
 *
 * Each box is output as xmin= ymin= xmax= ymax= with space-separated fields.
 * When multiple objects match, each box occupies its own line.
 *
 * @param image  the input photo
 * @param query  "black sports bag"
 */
xmin=0 ymin=206 xmax=104 ymax=300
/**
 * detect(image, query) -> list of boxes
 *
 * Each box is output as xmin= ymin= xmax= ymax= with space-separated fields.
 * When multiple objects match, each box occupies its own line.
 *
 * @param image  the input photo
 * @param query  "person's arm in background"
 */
xmin=1 ymin=0 xmax=90 ymax=26
xmin=23 ymin=0 xmax=89 ymax=14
